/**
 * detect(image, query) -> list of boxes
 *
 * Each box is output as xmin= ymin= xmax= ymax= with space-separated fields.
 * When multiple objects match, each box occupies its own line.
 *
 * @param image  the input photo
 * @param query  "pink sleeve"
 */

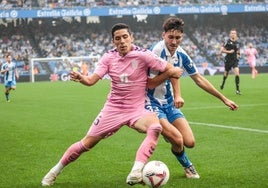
xmin=145 ymin=50 xmax=167 ymax=72
xmin=93 ymin=54 xmax=108 ymax=78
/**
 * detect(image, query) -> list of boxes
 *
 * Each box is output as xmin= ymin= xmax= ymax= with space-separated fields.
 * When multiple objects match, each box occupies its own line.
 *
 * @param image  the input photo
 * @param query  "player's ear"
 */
xmin=130 ymin=34 xmax=134 ymax=43
xmin=161 ymin=32 xmax=166 ymax=39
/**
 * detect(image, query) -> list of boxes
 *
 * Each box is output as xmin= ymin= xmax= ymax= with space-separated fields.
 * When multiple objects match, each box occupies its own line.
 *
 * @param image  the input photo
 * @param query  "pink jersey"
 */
xmin=245 ymin=48 xmax=257 ymax=66
xmin=94 ymin=45 xmax=167 ymax=110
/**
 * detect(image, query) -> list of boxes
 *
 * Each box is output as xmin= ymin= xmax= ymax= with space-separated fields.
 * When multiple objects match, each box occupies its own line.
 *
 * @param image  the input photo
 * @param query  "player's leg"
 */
xmin=6 ymin=81 xmax=17 ymax=102
xmin=41 ymin=110 xmax=115 ymax=186
xmin=41 ymin=135 xmax=101 ymax=186
xmin=220 ymin=68 xmax=229 ymax=90
xmin=251 ymin=62 xmax=258 ymax=79
xmin=254 ymin=66 xmax=258 ymax=78
xmin=5 ymin=87 xmax=11 ymax=102
xmin=233 ymin=66 xmax=241 ymax=94
xmin=170 ymin=117 xmax=200 ymax=178
xmin=172 ymin=118 xmax=195 ymax=148
xmin=160 ymin=119 xmax=192 ymax=167
xmin=126 ymin=111 xmax=162 ymax=185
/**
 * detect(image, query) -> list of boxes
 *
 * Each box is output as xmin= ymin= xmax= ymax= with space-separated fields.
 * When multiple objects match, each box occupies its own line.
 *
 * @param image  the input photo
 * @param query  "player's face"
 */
xmin=112 ymin=29 xmax=133 ymax=56
xmin=6 ymin=55 xmax=12 ymax=63
xmin=162 ymin=29 xmax=183 ymax=55
xmin=230 ymin=30 xmax=237 ymax=41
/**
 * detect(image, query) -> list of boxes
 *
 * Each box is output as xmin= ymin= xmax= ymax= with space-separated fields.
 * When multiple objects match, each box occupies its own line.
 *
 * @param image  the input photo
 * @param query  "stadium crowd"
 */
xmin=0 ymin=0 xmax=267 ymax=9
xmin=0 ymin=2 xmax=267 ymax=77
xmin=0 ymin=14 xmax=267 ymax=73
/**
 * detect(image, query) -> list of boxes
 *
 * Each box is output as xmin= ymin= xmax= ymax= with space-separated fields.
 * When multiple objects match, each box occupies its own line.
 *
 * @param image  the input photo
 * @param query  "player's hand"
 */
xmin=174 ymin=96 xmax=184 ymax=108
xmin=225 ymin=100 xmax=239 ymax=111
xmin=70 ymin=71 xmax=82 ymax=82
xmin=229 ymin=49 xmax=235 ymax=54
xmin=170 ymin=67 xmax=183 ymax=79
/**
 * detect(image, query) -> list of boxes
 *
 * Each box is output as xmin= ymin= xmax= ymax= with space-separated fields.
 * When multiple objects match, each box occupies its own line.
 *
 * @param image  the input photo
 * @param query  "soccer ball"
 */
xmin=142 ymin=160 xmax=170 ymax=188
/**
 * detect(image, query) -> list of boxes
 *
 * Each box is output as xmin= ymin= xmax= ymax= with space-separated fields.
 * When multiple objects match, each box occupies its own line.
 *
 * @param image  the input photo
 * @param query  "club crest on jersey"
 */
xmin=132 ymin=60 xmax=138 ymax=69
xmin=188 ymin=62 xmax=194 ymax=68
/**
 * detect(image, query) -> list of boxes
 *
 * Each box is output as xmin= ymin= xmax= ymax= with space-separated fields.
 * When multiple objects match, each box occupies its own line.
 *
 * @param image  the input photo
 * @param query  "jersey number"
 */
xmin=119 ymin=73 xmax=129 ymax=83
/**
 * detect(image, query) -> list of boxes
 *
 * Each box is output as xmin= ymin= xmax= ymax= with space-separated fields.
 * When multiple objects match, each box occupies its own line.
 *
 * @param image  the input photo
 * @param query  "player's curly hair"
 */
xmin=163 ymin=17 xmax=184 ymax=33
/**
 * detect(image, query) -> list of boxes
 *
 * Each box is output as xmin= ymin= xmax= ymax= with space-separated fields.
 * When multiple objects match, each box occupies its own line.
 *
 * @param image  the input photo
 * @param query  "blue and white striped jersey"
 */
xmin=1 ymin=62 xmax=17 ymax=83
xmin=147 ymin=40 xmax=198 ymax=106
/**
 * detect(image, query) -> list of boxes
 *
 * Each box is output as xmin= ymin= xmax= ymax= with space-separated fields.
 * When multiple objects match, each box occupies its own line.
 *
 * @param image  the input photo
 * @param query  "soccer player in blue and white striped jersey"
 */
xmin=1 ymin=54 xmax=19 ymax=102
xmin=146 ymin=17 xmax=238 ymax=179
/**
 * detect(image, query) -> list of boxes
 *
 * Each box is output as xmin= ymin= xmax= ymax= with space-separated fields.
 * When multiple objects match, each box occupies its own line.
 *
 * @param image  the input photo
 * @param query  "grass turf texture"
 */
xmin=0 ymin=74 xmax=267 ymax=188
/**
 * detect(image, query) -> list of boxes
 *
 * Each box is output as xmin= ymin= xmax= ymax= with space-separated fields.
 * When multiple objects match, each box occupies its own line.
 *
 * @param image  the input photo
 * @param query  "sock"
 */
xmin=60 ymin=141 xmax=89 ymax=166
xmin=5 ymin=92 xmax=9 ymax=100
xmin=130 ymin=161 xmax=145 ymax=172
xmin=135 ymin=123 xmax=162 ymax=164
xmin=50 ymin=162 xmax=64 ymax=175
xmin=235 ymin=76 xmax=240 ymax=91
xmin=221 ymin=76 xmax=227 ymax=87
xmin=172 ymin=148 xmax=192 ymax=168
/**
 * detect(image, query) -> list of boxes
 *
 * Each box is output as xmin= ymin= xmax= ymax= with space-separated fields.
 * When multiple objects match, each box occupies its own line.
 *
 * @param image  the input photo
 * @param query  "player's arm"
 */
xmin=170 ymin=77 xmax=184 ymax=108
xmin=236 ymin=48 xmax=241 ymax=59
xmin=0 ymin=66 xmax=8 ymax=74
xmin=70 ymin=71 xmax=100 ymax=86
xmin=191 ymin=73 xmax=238 ymax=111
xmin=147 ymin=63 xmax=183 ymax=89
xmin=221 ymin=47 xmax=234 ymax=54
xmin=15 ymin=68 xmax=19 ymax=79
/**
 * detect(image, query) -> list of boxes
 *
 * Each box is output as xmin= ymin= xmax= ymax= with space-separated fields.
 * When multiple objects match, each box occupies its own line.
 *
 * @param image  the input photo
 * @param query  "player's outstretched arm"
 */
xmin=70 ymin=71 xmax=100 ymax=86
xmin=191 ymin=73 xmax=238 ymax=111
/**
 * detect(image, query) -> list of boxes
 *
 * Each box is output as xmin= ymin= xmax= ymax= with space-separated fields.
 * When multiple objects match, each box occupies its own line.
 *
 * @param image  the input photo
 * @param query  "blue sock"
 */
xmin=5 ymin=92 xmax=9 ymax=100
xmin=172 ymin=149 xmax=192 ymax=168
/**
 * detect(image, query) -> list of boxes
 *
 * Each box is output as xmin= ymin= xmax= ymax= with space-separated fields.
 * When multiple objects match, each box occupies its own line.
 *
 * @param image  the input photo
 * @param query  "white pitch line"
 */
xmin=189 ymin=121 xmax=268 ymax=134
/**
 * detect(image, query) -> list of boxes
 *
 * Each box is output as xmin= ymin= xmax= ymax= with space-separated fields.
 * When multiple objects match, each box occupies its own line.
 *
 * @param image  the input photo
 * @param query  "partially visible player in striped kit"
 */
xmin=0 ymin=53 xmax=19 ymax=102
xmin=146 ymin=17 xmax=239 ymax=179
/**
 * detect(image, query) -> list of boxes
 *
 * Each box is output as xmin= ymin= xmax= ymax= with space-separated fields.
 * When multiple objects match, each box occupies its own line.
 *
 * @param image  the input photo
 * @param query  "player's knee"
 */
xmin=164 ymin=130 xmax=183 ymax=146
xmin=184 ymin=139 xmax=195 ymax=148
xmin=148 ymin=123 xmax=162 ymax=134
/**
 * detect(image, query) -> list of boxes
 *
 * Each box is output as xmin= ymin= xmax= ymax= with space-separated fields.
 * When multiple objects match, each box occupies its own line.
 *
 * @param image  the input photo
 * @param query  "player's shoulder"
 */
xmin=132 ymin=45 xmax=148 ymax=53
xmin=176 ymin=46 xmax=187 ymax=54
xmin=176 ymin=46 xmax=190 ymax=59
xmin=150 ymin=40 xmax=164 ymax=50
xmin=2 ymin=62 xmax=8 ymax=67
xmin=106 ymin=48 xmax=117 ymax=54
xmin=150 ymin=40 xmax=166 ymax=56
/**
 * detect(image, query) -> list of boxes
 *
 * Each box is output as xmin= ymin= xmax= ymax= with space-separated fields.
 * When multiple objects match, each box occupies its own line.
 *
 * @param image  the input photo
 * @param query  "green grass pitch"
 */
xmin=0 ymin=74 xmax=267 ymax=188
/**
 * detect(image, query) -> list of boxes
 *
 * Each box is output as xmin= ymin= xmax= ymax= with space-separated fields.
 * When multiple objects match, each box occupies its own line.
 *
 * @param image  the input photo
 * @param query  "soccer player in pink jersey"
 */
xmin=41 ymin=23 xmax=183 ymax=186
xmin=245 ymin=43 xmax=258 ymax=79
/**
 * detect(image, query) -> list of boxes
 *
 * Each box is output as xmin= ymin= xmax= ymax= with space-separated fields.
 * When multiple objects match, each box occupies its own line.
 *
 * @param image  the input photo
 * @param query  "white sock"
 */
xmin=51 ymin=162 xmax=64 ymax=174
xmin=131 ymin=161 xmax=145 ymax=172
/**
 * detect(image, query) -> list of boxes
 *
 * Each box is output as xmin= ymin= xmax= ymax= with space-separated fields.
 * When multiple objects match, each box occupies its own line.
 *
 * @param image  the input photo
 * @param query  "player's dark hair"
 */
xmin=230 ymin=28 xmax=237 ymax=32
xmin=163 ymin=17 xmax=184 ymax=33
xmin=111 ymin=23 xmax=132 ymax=39
xmin=5 ymin=52 xmax=12 ymax=58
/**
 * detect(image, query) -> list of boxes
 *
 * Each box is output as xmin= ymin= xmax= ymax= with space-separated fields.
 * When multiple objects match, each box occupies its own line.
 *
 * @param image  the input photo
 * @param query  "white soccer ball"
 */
xmin=142 ymin=160 xmax=170 ymax=188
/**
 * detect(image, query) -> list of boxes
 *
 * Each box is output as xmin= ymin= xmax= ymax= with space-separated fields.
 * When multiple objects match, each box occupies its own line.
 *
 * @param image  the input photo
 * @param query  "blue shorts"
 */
xmin=5 ymin=81 xmax=16 ymax=88
xmin=145 ymin=103 xmax=184 ymax=123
